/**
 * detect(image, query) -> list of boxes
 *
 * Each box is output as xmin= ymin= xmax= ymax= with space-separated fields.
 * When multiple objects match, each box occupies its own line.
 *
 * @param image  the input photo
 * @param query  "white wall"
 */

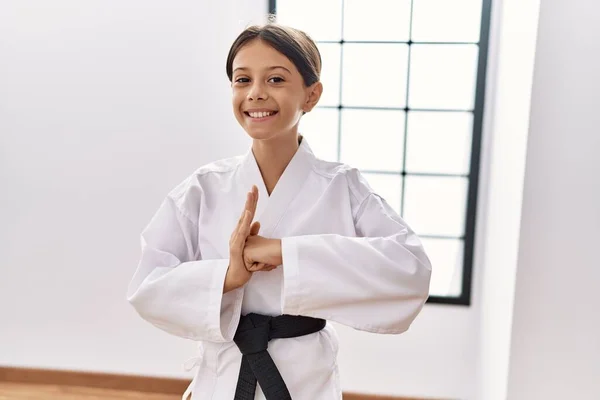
xmin=0 ymin=1 xmax=479 ymax=398
xmin=474 ymin=0 xmax=540 ymax=399
xmin=0 ymin=0 xmax=258 ymax=377
xmin=505 ymin=0 xmax=600 ymax=398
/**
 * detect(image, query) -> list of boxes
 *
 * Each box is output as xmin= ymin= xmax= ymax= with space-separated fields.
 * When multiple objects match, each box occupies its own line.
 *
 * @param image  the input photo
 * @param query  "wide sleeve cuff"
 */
xmin=208 ymin=260 xmax=244 ymax=342
xmin=128 ymin=257 xmax=245 ymax=342
xmin=281 ymin=237 xmax=302 ymax=316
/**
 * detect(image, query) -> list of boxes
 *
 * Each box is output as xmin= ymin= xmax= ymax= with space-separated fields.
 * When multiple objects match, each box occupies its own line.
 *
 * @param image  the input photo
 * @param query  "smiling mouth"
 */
xmin=244 ymin=111 xmax=279 ymax=120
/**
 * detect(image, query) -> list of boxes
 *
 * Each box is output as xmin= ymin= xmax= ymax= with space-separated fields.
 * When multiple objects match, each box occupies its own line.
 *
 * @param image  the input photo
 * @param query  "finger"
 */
xmin=231 ymin=191 xmax=253 ymax=252
xmin=237 ymin=210 xmax=251 ymax=239
xmin=240 ymin=186 xmax=258 ymax=235
xmin=232 ymin=211 xmax=249 ymax=250
xmin=237 ymin=192 xmax=251 ymax=227
xmin=248 ymin=186 xmax=258 ymax=220
xmin=245 ymin=261 xmax=256 ymax=272
xmin=253 ymin=185 xmax=259 ymax=209
xmin=249 ymin=262 xmax=266 ymax=272
xmin=245 ymin=191 xmax=253 ymax=214
xmin=231 ymin=206 xmax=247 ymax=244
xmin=249 ymin=221 xmax=261 ymax=236
xmin=251 ymin=263 xmax=278 ymax=272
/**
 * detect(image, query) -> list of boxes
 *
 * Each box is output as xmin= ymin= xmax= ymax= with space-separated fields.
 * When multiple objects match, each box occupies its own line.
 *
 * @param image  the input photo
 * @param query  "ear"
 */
xmin=302 ymin=81 xmax=323 ymax=113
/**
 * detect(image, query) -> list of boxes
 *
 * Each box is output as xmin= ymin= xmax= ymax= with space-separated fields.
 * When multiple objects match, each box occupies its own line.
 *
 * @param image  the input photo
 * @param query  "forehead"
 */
xmin=232 ymin=39 xmax=297 ymax=72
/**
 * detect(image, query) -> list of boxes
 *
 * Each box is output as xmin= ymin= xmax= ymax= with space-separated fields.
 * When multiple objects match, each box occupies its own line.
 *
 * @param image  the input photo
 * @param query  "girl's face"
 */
xmin=231 ymin=39 xmax=322 ymax=141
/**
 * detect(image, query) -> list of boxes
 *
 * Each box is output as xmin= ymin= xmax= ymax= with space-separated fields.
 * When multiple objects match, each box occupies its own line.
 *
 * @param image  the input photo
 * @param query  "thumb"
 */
xmin=249 ymin=221 xmax=261 ymax=236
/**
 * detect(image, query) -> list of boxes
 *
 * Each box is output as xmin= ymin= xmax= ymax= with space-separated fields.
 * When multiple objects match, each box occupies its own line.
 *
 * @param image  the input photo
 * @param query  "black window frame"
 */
xmin=268 ymin=0 xmax=493 ymax=306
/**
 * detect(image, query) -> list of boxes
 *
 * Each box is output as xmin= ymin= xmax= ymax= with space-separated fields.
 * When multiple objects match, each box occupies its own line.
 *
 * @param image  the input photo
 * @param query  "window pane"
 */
xmin=340 ymin=109 xmax=405 ymax=172
xmin=403 ymin=176 xmax=468 ymax=236
xmin=421 ymin=238 xmax=463 ymax=297
xmin=361 ymin=173 xmax=403 ymax=215
xmin=409 ymin=44 xmax=479 ymax=110
xmin=412 ymin=0 xmax=483 ymax=43
xmin=300 ymin=108 xmax=339 ymax=162
xmin=342 ymin=43 xmax=409 ymax=107
xmin=406 ymin=111 xmax=473 ymax=174
xmin=276 ymin=0 xmax=342 ymax=41
xmin=317 ymin=43 xmax=341 ymax=107
xmin=344 ymin=0 xmax=411 ymax=42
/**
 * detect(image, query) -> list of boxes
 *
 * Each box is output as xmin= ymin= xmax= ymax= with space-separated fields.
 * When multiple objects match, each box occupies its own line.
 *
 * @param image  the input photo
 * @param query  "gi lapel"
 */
xmin=240 ymin=137 xmax=315 ymax=238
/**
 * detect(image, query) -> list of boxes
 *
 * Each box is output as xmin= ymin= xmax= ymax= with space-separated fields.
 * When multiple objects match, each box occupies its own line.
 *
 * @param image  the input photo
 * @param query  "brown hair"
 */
xmin=226 ymin=23 xmax=322 ymax=87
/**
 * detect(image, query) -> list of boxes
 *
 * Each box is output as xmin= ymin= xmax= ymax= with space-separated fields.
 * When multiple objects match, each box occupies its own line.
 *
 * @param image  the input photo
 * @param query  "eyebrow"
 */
xmin=233 ymin=66 xmax=292 ymax=74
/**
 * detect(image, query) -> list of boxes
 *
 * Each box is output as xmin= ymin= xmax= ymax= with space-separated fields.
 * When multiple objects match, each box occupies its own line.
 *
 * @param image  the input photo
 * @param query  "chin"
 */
xmin=245 ymin=129 xmax=279 ymax=141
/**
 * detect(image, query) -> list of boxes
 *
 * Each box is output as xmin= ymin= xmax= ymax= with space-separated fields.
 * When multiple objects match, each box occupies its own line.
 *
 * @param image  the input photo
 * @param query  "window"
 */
xmin=270 ymin=0 xmax=492 ymax=305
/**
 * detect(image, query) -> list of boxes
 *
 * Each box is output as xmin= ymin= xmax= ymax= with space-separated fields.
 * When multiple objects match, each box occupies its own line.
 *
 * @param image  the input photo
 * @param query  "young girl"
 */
xmin=127 ymin=23 xmax=432 ymax=400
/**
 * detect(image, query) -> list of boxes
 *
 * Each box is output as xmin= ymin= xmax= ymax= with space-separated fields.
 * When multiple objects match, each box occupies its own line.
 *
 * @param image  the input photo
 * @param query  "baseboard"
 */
xmin=0 ymin=366 xmax=186 ymax=394
xmin=0 ymin=366 xmax=436 ymax=399
xmin=342 ymin=395 xmax=432 ymax=400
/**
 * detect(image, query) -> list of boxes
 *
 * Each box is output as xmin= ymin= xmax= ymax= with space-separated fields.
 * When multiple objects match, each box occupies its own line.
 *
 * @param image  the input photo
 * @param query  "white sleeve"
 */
xmin=126 ymin=196 xmax=243 ymax=342
xmin=280 ymin=193 xmax=432 ymax=334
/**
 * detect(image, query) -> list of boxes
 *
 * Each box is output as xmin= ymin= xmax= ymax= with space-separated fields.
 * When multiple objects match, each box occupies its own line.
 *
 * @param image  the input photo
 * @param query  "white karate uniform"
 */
xmin=127 ymin=137 xmax=432 ymax=399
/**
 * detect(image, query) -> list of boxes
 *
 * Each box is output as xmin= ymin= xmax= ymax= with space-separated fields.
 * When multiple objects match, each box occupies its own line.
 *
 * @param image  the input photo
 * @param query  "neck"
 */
xmin=252 ymin=133 xmax=302 ymax=196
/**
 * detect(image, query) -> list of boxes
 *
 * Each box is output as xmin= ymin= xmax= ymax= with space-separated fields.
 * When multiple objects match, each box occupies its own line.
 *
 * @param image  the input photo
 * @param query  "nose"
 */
xmin=247 ymin=81 xmax=268 ymax=101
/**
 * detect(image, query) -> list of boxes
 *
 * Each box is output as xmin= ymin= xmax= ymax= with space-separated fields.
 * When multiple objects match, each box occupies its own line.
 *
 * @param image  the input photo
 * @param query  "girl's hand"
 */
xmin=224 ymin=186 xmax=259 ymax=293
xmin=243 ymin=235 xmax=282 ymax=272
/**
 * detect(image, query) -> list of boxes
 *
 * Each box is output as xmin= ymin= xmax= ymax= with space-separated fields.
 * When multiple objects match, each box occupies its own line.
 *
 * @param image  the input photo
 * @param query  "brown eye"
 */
xmin=235 ymin=77 xmax=250 ymax=84
xmin=268 ymin=77 xmax=284 ymax=83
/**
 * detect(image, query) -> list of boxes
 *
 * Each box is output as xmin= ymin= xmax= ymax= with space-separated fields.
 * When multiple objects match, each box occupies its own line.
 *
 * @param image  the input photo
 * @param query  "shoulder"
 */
xmin=165 ymin=155 xmax=244 ymax=223
xmin=310 ymin=156 xmax=376 ymax=205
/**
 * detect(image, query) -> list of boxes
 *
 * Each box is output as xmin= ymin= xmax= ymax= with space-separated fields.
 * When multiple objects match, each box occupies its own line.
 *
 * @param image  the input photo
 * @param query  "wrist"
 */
xmin=271 ymin=238 xmax=283 ymax=265
xmin=224 ymin=264 xmax=243 ymax=293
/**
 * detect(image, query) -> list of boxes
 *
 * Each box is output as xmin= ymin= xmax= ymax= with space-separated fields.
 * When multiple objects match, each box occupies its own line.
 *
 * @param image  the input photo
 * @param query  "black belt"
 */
xmin=233 ymin=313 xmax=326 ymax=400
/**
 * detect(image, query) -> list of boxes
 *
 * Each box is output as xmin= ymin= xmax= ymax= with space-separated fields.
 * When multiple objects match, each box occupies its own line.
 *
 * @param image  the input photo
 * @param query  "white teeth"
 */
xmin=249 ymin=111 xmax=274 ymax=118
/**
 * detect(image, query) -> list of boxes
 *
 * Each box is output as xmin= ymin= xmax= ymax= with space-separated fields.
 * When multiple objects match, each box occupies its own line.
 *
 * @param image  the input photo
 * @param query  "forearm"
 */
xmin=280 ymin=233 xmax=431 ymax=333
xmin=128 ymin=258 xmax=244 ymax=341
xmin=269 ymin=238 xmax=283 ymax=265
xmin=223 ymin=263 xmax=245 ymax=293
